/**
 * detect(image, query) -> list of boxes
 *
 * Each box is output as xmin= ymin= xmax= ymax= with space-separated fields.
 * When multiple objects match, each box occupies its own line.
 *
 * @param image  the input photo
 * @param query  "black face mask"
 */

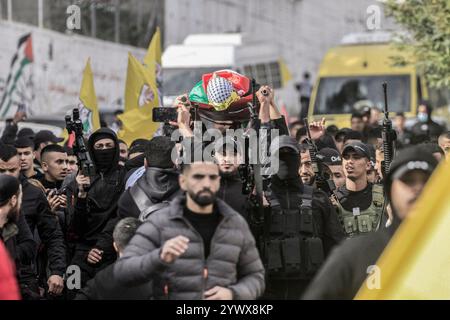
xmin=93 ymin=148 xmax=116 ymax=172
xmin=124 ymin=154 xmax=145 ymax=171
xmin=276 ymin=152 xmax=300 ymax=180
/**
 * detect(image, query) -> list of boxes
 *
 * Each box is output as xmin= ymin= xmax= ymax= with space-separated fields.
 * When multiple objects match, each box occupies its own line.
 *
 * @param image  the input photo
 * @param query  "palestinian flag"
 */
xmin=188 ymin=69 xmax=260 ymax=123
xmin=0 ymin=33 xmax=34 ymax=118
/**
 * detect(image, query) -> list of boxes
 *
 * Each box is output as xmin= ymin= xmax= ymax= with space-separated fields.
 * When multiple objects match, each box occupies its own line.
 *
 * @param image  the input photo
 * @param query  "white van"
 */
xmin=162 ymin=33 xmax=293 ymax=108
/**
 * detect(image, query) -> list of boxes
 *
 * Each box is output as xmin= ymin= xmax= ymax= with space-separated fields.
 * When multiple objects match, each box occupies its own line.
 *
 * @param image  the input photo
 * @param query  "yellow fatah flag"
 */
xmin=118 ymin=53 xmax=159 ymax=145
xmin=144 ymin=26 xmax=161 ymax=66
xmin=355 ymin=159 xmax=450 ymax=299
xmin=279 ymin=58 xmax=292 ymax=87
xmin=144 ymin=27 xmax=162 ymax=107
xmin=78 ymin=58 xmax=100 ymax=135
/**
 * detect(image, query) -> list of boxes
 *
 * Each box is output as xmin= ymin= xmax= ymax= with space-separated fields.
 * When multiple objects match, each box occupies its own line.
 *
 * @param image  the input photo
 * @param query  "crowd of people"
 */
xmin=0 ymin=84 xmax=448 ymax=300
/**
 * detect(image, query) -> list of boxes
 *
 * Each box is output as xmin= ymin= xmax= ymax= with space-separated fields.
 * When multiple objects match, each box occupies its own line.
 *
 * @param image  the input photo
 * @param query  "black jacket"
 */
xmin=0 ymin=121 xmax=18 ymax=145
xmin=217 ymin=173 xmax=248 ymax=219
xmin=1 ymin=214 xmax=36 ymax=278
xmin=302 ymin=223 xmax=397 ymax=300
xmin=75 ymin=262 xmax=153 ymax=300
xmin=20 ymin=175 xmax=66 ymax=276
xmin=411 ymin=120 xmax=446 ymax=142
xmin=117 ymin=167 xmax=180 ymax=219
xmin=269 ymin=177 xmax=345 ymax=256
xmin=71 ymin=128 xmax=125 ymax=256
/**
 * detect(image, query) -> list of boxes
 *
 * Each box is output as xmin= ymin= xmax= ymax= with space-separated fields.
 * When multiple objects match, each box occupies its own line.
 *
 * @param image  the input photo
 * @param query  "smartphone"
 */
xmin=55 ymin=186 xmax=67 ymax=196
xmin=152 ymin=107 xmax=178 ymax=122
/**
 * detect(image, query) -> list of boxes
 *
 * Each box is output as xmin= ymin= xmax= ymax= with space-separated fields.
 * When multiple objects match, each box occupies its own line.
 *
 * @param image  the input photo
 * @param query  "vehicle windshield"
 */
xmin=314 ymin=75 xmax=411 ymax=114
xmin=163 ymin=67 xmax=228 ymax=96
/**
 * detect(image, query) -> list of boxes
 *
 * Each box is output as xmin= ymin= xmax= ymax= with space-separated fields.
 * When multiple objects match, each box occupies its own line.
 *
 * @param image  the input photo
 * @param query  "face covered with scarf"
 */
xmin=90 ymin=131 xmax=118 ymax=173
xmin=276 ymin=148 xmax=301 ymax=181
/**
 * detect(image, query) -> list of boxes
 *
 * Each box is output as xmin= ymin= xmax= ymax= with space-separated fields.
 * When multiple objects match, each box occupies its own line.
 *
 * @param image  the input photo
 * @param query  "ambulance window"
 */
xmin=314 ymin=75 xmax=410 ymax=115
xmin=428 ymin=86 xmax=450 ymax=110
xmin=243 ymin=62 xmax=282 ymax=89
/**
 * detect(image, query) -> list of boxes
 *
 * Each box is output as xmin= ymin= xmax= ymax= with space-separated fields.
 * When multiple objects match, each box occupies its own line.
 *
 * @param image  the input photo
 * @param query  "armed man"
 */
xmin=333 ymin=141 xmax=385 ymax=237
xmin=250 ymin=86 xmax=344 ymax=299
xmin=214 ymin=141 xmax=248 ymax=218
xmin=69 ymin=127 xmax=126 ymax=292
xmin=303 ymin=145 xmax=439 ymax=299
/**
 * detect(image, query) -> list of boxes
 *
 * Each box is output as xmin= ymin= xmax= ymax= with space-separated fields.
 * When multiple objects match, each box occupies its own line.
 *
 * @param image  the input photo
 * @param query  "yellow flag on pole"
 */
xmin=118 ymin=53 xmax=159 ymax=145
xmin=143 ymin=27 xmax=162 ymax=107
xmin=144 ymin=26 xmax=161 ymax=66
xmin=279 ymin=58 xmax=292 ymax=87
xmin=355 ymin=159 xmax=450 ymax=299
xmin=78 ymin=58 xmax=100 ymax=135
xmin=123 ymin=53 xmax=157 ymax=113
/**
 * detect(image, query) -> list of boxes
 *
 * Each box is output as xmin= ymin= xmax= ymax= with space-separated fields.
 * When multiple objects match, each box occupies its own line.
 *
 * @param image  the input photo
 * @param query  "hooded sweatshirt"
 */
xmin=71 ymin=128 xmax=126 ymax=251
xmin=118 ymin=167 xmax=181 ymax=219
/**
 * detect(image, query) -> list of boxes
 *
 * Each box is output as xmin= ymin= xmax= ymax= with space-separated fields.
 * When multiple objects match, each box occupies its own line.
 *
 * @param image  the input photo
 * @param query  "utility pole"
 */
xmin=114 ymin=0 xmax=120 ymax=43
xmin=7 ymin=0 xmax=12 ymax=21
xmin=38 ymin=0 xmax=44 ymax=28
xmin=90 ymin=1 xmax=97 ymax=38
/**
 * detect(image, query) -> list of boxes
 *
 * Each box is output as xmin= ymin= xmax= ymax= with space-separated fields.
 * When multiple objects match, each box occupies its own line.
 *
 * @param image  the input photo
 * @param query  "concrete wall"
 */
xmin=0 ymin=20 xmax=146 ymax=119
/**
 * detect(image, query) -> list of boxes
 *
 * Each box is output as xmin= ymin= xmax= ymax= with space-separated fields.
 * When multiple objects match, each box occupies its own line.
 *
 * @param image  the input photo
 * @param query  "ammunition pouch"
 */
xmin=264 ymin=185 xmax=324 ymax=279
xmin=335 ymin=184 xmax=385 ymax=237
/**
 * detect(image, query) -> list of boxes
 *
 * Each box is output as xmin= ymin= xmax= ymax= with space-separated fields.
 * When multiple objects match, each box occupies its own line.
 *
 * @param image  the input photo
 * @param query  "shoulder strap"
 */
xmin=371 ymin=184 xmax=385 ymax=207
xmin=300 ymin=185 xmax=314 ymax=210
xmin=130 ymin=183 xmax=153 ymax=213
xmin=139 ymin=201 xmax=170 ymax=222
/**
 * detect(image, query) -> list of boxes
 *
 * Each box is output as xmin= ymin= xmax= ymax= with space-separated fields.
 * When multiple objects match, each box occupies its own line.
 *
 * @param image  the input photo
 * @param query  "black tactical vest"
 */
xmin=263 ymin=185 xmax=324 ymax=280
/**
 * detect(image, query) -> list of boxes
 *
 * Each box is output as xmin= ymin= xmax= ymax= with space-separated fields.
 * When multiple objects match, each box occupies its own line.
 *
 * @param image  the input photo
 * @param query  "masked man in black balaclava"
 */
xmin=262 ymin=135 xmax=344 ymax=299
xmin=69 ymin=128 xmax=126 ymax=295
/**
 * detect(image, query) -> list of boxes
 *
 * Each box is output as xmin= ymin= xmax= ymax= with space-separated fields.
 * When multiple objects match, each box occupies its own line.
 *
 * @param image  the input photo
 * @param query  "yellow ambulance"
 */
xmin=308 ymin=32 xmax=450 ymax=128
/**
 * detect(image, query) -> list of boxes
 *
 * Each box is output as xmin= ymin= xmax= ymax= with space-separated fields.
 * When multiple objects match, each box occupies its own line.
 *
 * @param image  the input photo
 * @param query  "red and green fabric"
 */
xmin=0 ymin=33 xmax=33 ymax=118
xmin=188 ymin=69 xmax=259 ymax=122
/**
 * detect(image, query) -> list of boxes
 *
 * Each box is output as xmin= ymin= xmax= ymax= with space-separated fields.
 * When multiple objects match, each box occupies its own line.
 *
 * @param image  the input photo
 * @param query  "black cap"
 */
xmin=342 ymin=141 xmax=371 ymax=160
xmin=335 ymin=128 xmax=351 ymax=140
xmin=34 ymin=130 xmax=63 ymax=147
xmin=0 ymin=175 xmax=20 ymax=207
xmin=317 ymin=147 xmax=342 ymax=165
xmin=271 ymin=135 xmax=300 ymax=154
xmin=385 ymin=145 xmax=438 ymax=198
xmin=17 ymin=127 xmax=34 ymax=139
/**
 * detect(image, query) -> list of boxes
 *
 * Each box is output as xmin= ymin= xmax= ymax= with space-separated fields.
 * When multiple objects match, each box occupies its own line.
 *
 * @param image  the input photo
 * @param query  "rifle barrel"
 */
xmin=382 ymin=82 xmax=389 ymax=116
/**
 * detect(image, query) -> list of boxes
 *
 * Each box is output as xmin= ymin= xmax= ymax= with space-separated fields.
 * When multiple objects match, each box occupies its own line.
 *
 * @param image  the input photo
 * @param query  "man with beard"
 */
xmin=299 ymin=144 xmax=315 ymax=186
xmin=114 ymin=161 xmax=265 ymax=300
xmin=214 ymin=143 xmax=248 ymax=218
xmin=334 ymin=142 xmax=385 ymax=238
xmin=317 ymin=147 xmax=346 ymax=189
xmin=117 ymin=136 xmax=180 ymax=220
xmin=70 ymin=128 xmax=126 ymax=291
xmin=1 ymin=144 xmax=64 ymax=298
xmin=303 ymin=146 xmax=438 ymax=299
